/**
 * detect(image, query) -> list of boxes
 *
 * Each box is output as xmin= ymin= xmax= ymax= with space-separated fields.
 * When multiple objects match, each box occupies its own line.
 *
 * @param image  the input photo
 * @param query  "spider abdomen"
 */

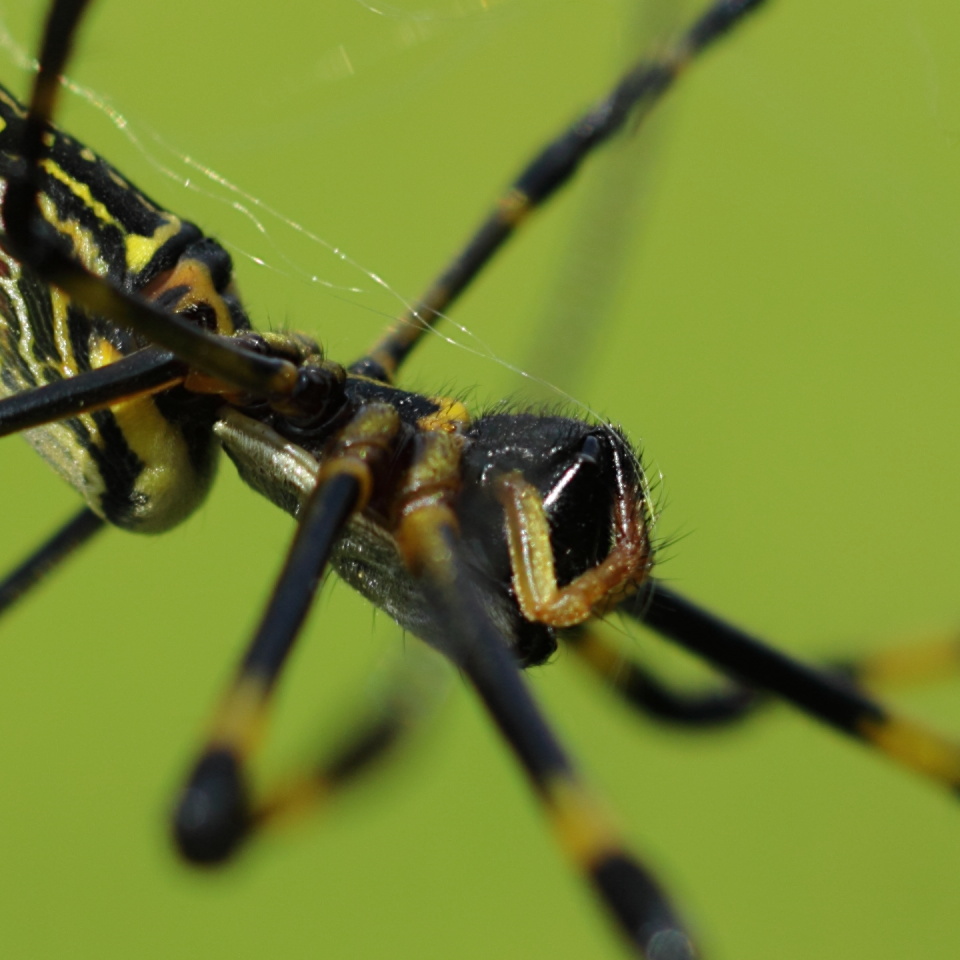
xmin=0 ymin=83 xmax=250 ymax=531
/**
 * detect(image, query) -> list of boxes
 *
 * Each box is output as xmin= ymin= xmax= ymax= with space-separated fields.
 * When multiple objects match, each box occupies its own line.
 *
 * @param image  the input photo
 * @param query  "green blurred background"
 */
xmin=0 ymin=0 xmax=958 ymax=957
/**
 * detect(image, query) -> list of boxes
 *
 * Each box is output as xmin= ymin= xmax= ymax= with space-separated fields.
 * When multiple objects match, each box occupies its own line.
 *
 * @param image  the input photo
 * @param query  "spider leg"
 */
xmin=0 ymin=350 xmax=196 ymax=616
xmin=0 ymin=506 xmax=103 ymax=616
xmin=4 ymin=0 xmax=299 ymax=398
xmin=830 ymin=630 xmax=960 ymax=690
xmin=392 ymin=436 xmax=695 ymax=960
xmin=626 ymin=582 xmax=960 ymax=790
xmin=350 ymin=0 xmax=769 ymax=384
xmin=0 ymin=348 xmax=185 ymax=435
xmin=251 ymin=643 xmax=451 ymax=834
xmin=564 ymin=617 xmax=960 ymax=730
xmin=563 ymin=623 xmax=760 ymax=728
xmin=173 ymin=404 xmax=401 ymax=863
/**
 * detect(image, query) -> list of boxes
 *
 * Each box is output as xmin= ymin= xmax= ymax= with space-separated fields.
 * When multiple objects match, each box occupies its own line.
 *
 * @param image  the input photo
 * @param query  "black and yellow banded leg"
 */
xmin=173 ymin=405 xmax=401 ymax=862
xmin=0 ymin=507 xmax=103 ymax=616
xmin=565 ymin=618 xmax=960 ymax=730
xmin=253 ymin=644 xmax=451 ymax=834
xmin=564 ymin=624 xmax=760 ymax=728
xmin=393 ymin=450 xmax=695 ymax=959
xmin=349 ymin=0 xmax=770 ymax=384
xmin=4 ymin=0 xmax=299 ymax=399
xmin=831 ymin=629 xmax=960 ymax=691
xmin=632 ymin=583 xmax=960 ymax=791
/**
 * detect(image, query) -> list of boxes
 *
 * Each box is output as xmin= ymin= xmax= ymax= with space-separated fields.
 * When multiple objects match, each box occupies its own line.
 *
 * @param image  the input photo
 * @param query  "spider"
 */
xmin=1 ymin=1 xmax=960 ymax=960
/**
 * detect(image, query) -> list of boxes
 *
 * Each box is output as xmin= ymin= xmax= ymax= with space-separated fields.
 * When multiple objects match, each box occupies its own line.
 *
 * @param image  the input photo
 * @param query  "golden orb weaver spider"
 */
xmin=0 ymin=1 xmax=958 ymax=959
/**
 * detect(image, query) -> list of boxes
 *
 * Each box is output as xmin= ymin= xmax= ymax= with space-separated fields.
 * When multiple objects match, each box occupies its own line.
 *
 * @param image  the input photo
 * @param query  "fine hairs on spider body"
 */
xmin=0 ymin=2 xmax=958 ymax=960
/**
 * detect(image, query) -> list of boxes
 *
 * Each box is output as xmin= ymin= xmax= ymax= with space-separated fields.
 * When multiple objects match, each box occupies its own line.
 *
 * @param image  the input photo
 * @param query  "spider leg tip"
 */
xmin=172 ymin=748 xmax=250 ymax=865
